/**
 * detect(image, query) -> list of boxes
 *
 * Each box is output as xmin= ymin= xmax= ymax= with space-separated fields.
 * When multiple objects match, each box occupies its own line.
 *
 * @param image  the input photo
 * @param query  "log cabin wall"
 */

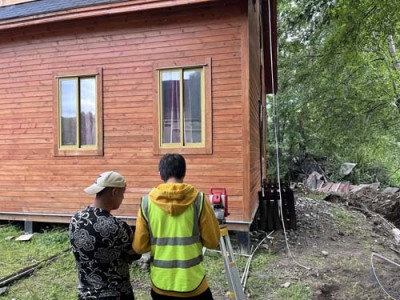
xmin=0 ymin=1 xmax=252 ymax=228
xmin=246 ymin=0 xmax=263 ymax=221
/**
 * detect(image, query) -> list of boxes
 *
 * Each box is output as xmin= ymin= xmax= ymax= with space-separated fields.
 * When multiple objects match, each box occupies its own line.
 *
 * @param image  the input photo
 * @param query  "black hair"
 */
xmin=158 ymin=153 xmax=186 ymax=182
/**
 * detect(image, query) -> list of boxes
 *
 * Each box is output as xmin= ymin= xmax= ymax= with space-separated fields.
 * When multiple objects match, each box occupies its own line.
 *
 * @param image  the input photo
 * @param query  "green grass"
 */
xmin=0 ymin=253 xmax=77 ymax=300
xmin=275 ymin=282 xmax=313 ymax=300
xmin=203 ymin=247 xmax=279 ymax=299
xmin=363 ymin=239 xmax=385 ymax=253
xmin=0 ymin=224 xmax=70 ymax=278
xmin=243 ymin=250 xmax=278 ymax=298
xmin=129 ymin=262 xmax=152 ymax=300
xmin=335 ymin=256 xmax=364 ymax=271
xmin=331 ymin=208 xmax=360 ymax=235
xmin=296 ymin=192 xmax=326 ymax=201
xmin=302 ymin=254 xmax=325 ymax=269
xmin=1 ymin=225 xmax=311 ymax=300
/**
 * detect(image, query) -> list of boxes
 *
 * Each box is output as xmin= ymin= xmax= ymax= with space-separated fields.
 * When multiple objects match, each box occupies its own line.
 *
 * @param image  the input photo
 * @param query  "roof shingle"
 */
xmin=0 ymin=0 xmax=127 ymax=21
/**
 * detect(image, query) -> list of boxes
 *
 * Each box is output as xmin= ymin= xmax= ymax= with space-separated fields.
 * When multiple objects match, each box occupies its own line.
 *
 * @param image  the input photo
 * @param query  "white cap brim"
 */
xmin=84 ymin=184 xmax=106 ymax=195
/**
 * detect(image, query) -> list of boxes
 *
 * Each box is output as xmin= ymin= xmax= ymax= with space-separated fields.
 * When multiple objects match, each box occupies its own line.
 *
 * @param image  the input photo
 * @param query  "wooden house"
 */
xmin=0 ymin=0 xmax=277 ymax=233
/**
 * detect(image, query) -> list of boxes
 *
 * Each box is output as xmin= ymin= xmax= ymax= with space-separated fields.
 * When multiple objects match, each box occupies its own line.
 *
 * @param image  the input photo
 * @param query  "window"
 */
xmin=54 ymin=68 xmax=103 ymax=156
xmin=153 ymin=59 xmax=212 ymax=154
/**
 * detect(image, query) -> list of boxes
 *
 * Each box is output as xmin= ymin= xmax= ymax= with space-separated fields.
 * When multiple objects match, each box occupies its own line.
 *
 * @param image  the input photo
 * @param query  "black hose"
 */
xmin=0 ymin=248 xmax=71 ymax=288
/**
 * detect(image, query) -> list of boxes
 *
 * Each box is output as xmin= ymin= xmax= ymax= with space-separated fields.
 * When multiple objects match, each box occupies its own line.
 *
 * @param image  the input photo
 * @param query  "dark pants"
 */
xmin=151 ymin=288 xmax=213 ymax=300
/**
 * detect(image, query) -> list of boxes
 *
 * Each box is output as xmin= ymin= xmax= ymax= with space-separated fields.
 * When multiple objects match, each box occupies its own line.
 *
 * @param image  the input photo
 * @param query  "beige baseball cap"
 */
xmin=84 ymin=171 xmax=126 ymax=195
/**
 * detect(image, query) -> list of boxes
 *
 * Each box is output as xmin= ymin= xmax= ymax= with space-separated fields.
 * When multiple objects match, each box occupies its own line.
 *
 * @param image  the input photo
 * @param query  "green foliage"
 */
xmin=269 ymin=0 xmax=400 ymax=186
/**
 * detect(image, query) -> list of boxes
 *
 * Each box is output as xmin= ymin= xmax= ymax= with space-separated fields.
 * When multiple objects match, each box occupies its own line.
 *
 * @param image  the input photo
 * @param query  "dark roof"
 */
xmin=0 ymin=0 xmax=127 ymax=21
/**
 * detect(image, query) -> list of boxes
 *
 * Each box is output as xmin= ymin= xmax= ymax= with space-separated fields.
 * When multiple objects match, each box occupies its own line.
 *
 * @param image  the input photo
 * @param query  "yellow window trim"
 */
xmin=53 ymin=68 xmax=103 ymax=157
xmin=158 ymin=67 xmax=206 ymax=149
xmin=153 ymin=58 xmax=212 ymax=155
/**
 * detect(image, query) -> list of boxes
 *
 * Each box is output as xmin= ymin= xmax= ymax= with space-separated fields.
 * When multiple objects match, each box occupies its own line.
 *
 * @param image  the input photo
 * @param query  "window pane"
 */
xmin=183 ymin=69 xmax=202 ymax=143
xmin=80 ymin=78 xmax=96 ymax=146
xmin=60 ymin=79 xmax=77 ymax=146
xmin=161 ymin=71 xmax=180 ymax=143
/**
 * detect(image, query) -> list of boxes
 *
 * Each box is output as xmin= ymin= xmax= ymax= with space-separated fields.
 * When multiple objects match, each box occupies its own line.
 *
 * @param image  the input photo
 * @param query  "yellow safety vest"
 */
xmin=141 ymin=192 xmax=205 ymax=292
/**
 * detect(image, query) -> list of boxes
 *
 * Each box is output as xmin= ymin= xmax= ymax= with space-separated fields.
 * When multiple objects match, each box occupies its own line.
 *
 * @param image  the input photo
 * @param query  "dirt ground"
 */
xmin=132 ymin=190 xmax=400 ymax=299
xmin=252 ymin=194 xmax=400 ymax=300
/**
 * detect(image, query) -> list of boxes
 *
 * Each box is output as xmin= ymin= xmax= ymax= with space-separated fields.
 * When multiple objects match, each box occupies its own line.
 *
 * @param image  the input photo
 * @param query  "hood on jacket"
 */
xmin=148 ymin=183 xmax=198 ymax=216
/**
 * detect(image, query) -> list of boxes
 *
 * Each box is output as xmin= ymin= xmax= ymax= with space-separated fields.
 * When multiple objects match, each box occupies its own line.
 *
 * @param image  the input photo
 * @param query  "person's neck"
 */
xmin=165 ymin=177 xmax=183 ymax=183
xmin=93 ymin=198 xmax=113 ymax=212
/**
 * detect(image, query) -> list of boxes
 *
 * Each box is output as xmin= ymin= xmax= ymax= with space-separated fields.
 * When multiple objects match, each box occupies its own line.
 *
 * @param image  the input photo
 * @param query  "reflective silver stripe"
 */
xmin=151 ymin=235 xmax=200 ymax=246
xmin=152 ymin=255 xmax=203 ymax=269
xmin=141 ymin=195 xmax=149 ymax=221
xmin=192 ymin=192 xmax=202 ymax=237
xmin=141 ymin=195 xmax=153 ymax=239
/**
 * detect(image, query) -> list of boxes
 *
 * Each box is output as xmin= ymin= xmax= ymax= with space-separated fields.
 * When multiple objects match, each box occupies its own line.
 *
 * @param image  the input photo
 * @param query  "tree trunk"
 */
xmin=387 ymin=35 xmax=400 ymax=111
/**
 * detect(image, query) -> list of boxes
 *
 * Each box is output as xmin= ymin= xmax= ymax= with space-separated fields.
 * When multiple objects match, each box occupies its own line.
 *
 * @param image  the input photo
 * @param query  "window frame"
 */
xmin=53 ymin=68 xmax=103 ymax=157
xmin=153 ymin=58 xmax=212 ymax=155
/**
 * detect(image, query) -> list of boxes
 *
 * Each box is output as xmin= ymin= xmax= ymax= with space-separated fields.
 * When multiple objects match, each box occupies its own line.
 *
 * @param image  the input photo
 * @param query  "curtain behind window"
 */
xmin=183 ymin=69 xmax=202 ymax=143
xmin=80 ymin=78 xmax=96 ymax=146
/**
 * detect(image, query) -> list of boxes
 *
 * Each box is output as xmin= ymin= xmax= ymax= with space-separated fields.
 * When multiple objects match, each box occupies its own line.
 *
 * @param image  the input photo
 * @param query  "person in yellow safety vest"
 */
xmin=133 ymin=153 xmax=220 ymax=299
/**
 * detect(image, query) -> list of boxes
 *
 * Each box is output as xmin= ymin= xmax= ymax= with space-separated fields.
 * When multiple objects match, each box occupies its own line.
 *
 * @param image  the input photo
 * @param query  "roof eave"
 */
xmin=0 ymin=0 xmax=219 ymax=31
xmin=262 ymin=0 xmax=277 ymax=94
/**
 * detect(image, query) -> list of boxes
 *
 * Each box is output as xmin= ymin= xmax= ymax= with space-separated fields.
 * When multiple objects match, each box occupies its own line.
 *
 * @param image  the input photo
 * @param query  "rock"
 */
xmin=138 ymin=252 xmax=151 ymax=263
xmin=15 ymin=234 xmax=34 ymax=241
xmin=281 ymin=282 xmax=291 ymax=288
xmin=322 ymin=250 xmax=329 ymax=256
xmin=0 ymin=287 xmax=7 ymax=296
xmin=392 ymin=228 xmax=400 ymax=243
xmin=382 ymin=187 xmax=399 ymax=194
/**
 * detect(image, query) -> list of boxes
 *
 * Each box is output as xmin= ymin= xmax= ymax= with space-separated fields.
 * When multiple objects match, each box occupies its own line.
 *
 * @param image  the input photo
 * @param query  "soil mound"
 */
xmin=324 ymin=186 xmax=400 ymax=227
xmin=264 ymin=195 xmax=400 ymax=299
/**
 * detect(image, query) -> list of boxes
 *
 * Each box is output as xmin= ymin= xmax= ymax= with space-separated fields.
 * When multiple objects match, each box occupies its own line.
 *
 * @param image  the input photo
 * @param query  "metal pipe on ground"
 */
xmin=241 ymin=231 xmax=274 ymax=289
xmin=0 ymin=248 xmax=70 ymax=288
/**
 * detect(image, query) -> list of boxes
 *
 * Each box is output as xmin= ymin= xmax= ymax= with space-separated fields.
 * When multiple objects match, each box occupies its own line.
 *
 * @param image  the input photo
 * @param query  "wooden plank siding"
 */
xmin=0 ymin=0 xmax=259 ymax=228
xmin=247 ymin=0 xmax=264 ymax=222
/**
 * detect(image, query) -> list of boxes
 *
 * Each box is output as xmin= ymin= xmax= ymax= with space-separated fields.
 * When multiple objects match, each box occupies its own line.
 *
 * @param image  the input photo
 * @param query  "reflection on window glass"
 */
xmin=161 ymin=71 xmax=181 ymax=143
xmin=59 ymin=76 xmax=96 ymax=148
xmin=183 ymin=69 xmax=202 ymax=143
xmin=60 ymin=79 xmax=77 ymax=146
xmin=80 ymin=78 xmax=96 ymax=145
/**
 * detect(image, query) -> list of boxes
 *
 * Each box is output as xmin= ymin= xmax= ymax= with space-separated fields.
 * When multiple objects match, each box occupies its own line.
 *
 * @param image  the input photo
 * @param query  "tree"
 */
xmin=269 ymin=0 xmax=400 ymax=185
